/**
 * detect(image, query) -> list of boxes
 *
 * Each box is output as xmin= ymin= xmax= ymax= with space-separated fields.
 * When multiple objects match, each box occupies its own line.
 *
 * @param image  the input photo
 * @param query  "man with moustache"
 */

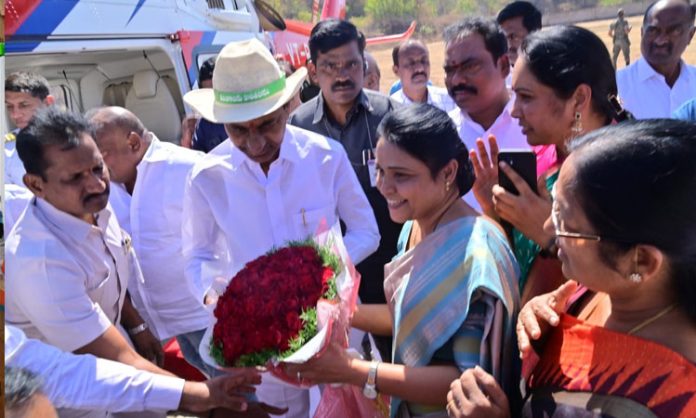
xmin=444 ymin=18 xmax=530 ymax=211
xmin=616 ymin=0 xmax=696 ymax=118
xmin=390 ymin=40 xmax=456 ymax=112
xmin=5 ymin=107 xmax=177 ymax=418
xmin=289 ymin=19 xmax=402 ymax=362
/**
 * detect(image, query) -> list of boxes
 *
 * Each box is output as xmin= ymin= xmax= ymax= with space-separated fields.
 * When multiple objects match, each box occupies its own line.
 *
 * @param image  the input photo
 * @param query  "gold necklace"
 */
xmin=627 ymin=304 xmax=677 ymax=335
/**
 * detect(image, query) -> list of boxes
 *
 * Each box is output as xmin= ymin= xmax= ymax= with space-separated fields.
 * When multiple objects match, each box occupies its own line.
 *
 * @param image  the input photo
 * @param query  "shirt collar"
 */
xmin=312 ymin=89 xmax=373 ymax=124
xmin=636 ymin=56 xmax=689 ymax=83
xmin=456 ymin=92 xmax=514 ymax=127
xmin=35 ymin=197 xmax=112 ymax=241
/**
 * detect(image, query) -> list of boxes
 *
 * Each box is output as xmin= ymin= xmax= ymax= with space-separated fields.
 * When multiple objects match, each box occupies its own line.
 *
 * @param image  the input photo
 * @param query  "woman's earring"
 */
xmin=629 ymin=248 xmax=642 ymax=283
xmin=629 ymin=273 xmax=643 ymax=283
xmin=571 ymin=112 xmax=583 ymax=135
xmin=445 ymin=181 xmax=451 ymax=192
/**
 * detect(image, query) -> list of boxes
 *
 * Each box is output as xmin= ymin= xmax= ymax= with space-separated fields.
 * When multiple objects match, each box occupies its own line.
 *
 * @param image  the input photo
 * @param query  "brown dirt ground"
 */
xmin=367 ymin=15 xmax=696 ymax=95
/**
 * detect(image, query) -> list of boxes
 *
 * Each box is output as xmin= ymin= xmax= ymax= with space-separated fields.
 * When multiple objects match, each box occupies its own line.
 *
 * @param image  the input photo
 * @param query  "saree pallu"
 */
xmin=524 ymin=314 xmax=696 ymax=418
xmin=384 ymin=217 xmax=520 ymax=417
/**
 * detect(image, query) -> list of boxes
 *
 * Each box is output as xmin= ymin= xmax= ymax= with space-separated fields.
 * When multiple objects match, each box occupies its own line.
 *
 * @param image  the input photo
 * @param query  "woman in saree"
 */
xmin=287 ymin=104 xmax=520 ymax=417
xmin=471 ymin=25 xmax=632 ymax=303
xmin=448 ymin=119 xmax=696 ymax=418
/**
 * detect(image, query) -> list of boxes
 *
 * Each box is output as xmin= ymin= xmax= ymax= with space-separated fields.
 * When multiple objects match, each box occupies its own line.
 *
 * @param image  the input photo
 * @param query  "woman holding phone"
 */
xmin=471 ymin=25 xmax=632 ymax=302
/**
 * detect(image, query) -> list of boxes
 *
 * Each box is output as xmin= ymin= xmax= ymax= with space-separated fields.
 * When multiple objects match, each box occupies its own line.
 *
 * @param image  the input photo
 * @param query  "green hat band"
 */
xmin=214 ymin=76 xmax=286 ymax=105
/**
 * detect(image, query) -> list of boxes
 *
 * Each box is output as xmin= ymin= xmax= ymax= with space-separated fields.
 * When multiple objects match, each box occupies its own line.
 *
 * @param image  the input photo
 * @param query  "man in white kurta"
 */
xmin=182 ymin=39 xmax=380 ymax=418
xmin=5 ymin=107 xmax=174 ymax=418
xmin=87 ymin=106 xmax=217 ymax=379
xmin=616 ymin=0 xmax=696 ymax=119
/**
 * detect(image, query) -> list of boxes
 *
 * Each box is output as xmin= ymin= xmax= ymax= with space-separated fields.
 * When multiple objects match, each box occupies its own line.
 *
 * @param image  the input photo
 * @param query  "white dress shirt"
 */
xmin=5 ymin=198 xmax=132 ymax=352
xmin=3 ymin=183 xmax=33 ymax=236
xmin=109 ymin=136 xmax=210 ymax=340
xmin=182 ymin=124 xmax=380 ymax=301
xmin=448 ymin=96 xmax=528 ymax=151
xmin=4 ymin=130 xmax=27 ymax=187
xmin=390 ymin=85 xmax=457 ymax=113
xmin=617 ymin=57 xmax=696 ymax=119
xmin=449 ymin=97 xmax=529 ymax=212
xmin=5 ymin=325 xmax=184 ymax=413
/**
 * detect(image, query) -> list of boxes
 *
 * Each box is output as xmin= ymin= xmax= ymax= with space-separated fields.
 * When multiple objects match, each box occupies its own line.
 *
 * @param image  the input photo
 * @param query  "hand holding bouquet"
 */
xmin=200 ymin=227 xmax=359 ymax=385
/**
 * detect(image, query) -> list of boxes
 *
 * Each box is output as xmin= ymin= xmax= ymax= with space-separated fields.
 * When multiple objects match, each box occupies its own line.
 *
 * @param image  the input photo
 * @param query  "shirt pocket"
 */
xmin=85 ymin=266 xmax=111 ymax=306
xmin=294 ymin=206 xmax=335 ymax=238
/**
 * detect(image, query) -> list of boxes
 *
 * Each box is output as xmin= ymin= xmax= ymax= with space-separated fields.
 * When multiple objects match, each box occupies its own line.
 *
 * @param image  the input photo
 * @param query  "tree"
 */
xmin=365 ymin=0 xmax=417 ymax=33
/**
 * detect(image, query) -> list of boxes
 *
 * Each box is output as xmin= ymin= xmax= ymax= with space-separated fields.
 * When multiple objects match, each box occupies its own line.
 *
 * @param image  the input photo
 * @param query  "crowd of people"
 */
xmin=3 ymin=0 xmax=696 ymax=417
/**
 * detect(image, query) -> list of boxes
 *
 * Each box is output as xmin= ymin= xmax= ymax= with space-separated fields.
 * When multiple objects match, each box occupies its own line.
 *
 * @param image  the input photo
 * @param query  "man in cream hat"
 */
xmin=182 ymin=38 xmax=380 ymax=418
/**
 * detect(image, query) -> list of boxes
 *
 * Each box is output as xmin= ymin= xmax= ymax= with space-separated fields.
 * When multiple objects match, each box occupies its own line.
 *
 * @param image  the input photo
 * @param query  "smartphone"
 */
xmin=498 ymin=150 xmax=537 ymax=195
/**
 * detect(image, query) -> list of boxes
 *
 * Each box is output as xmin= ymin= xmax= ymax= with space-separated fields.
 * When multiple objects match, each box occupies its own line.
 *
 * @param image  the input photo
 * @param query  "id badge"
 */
xmin=367 ymin=159 xmax=378 ymax=187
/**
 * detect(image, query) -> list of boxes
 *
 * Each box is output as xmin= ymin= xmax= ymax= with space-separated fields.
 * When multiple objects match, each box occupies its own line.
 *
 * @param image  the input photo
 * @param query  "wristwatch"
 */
xmin=363 ymin=361 xmax=379 ymax=399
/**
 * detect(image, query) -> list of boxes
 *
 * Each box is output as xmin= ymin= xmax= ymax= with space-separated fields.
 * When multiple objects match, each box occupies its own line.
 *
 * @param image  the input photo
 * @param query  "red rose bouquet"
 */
xmin=200 ymin=227 xmax=360 ymax=383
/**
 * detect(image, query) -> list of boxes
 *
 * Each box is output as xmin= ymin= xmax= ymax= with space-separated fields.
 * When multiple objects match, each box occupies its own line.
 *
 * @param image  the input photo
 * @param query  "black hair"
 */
xmin=521 ymin=25 xmax=632 ymax=124
xmin=5 ymin=72 xmax=51 ymax=100
xmin=198 ymin=56 xmax=216 ymax=85
xmin=443 ymin=17 xmax=508 ymax=63
xmin=496 ymin=1 xmax=543 ymax=33
xmin=377 ymin=104 xmax=474 ymax=196
xmin=309 ymin=19 xmax=366 ymax=64
xmin=643 ymin=0 xmax=695 ymax=26
xmin=568 ymin=119 xmax=696 ymax=324
xmin=5 ymin=367 xmax=45 ymax=414
xmin=17 ymin=107 xmax=95 ymax=180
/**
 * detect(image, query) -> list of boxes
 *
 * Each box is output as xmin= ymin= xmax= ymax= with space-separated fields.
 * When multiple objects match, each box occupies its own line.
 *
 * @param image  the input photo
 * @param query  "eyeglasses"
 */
xmin=551 ymin=200 xmax=603 ymax=241
xmin=317 ymin=58 xmax=363 ymax=76
xmin=643 ymin=23 xmax=692 ymax=39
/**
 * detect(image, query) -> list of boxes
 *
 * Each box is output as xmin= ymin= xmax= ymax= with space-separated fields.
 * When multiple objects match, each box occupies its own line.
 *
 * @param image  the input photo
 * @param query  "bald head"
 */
xmin=85 ymin=106 xmax=149 ymax=188
xmin=391 ymin=40 xmax=429 ymax=67
xmin=392 ymin=40 xmax=431 ymax=96
xmin=641 ymin=0 xmax=695 ymax=71
xmin=87 ymin=106 xmax=146 ymax=139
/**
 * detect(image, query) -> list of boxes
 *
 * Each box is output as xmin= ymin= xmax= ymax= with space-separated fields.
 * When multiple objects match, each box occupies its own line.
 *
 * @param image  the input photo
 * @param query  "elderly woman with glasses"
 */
xmin=447 ymin=119 xmax=696 ymax=418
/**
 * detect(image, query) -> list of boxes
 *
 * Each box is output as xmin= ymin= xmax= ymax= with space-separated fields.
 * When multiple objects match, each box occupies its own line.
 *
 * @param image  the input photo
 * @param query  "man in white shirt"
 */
xmin=4 ymin=72 xmax=55 ymax=187
xmin=389 ymin=40 xmax=456 ymax=112
xmin=5 ymin=107 xmax=175 ymax=418
xmin=183 ymin=39 xmax=380 ymax=418
xmin=5 ymin=325 xmax=262 ymax=416
xmin=87 ymin=106 xmax=217 ymax=379
xmin=443 ymin=17 xmax=530 ymax=211
xmin=616 ymin=0 xmax=696 ymax=119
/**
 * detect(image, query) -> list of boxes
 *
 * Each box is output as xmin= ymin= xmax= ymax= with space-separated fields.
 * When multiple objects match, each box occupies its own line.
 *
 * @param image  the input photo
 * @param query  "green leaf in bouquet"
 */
xmin=234 ymin=349 xmax=279 ymax=367
xmin=281 ymin=307 xmax=318 ymax=358
xmin=210 ymin=341 xmax=228 ymax=367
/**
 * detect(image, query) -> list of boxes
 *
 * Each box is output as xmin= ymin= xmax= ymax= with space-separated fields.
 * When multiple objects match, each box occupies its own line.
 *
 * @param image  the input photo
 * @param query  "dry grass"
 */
xmin=367 ymin=15 xmax=696 ymax=94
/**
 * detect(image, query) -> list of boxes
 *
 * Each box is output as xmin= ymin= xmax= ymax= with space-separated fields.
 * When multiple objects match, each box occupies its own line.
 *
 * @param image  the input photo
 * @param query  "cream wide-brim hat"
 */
xmin=184 ymin=38 xmax=307 ymax=124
